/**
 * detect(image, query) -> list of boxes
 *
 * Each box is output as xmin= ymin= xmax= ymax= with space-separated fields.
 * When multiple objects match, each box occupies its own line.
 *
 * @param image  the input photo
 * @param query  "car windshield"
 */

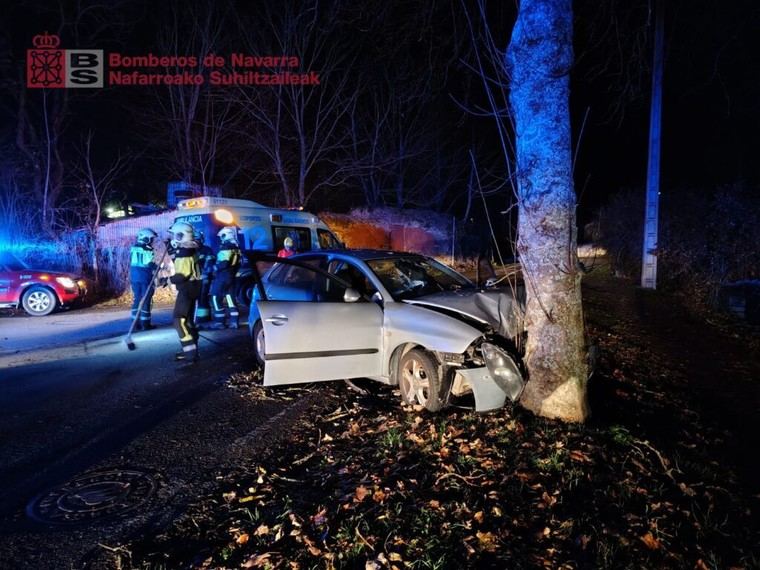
xmin=366 ymin=256 xmax=474 ymax=300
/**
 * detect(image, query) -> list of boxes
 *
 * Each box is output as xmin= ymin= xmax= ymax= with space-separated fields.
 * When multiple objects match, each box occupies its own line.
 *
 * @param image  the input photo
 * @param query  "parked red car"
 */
xmin=0 ymin=252 xmax=87 ymax=316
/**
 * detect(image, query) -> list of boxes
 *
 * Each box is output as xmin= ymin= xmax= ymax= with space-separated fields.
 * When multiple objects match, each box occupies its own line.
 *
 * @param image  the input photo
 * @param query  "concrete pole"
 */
xmin=641 ymin=0 xmax=665 ymax=289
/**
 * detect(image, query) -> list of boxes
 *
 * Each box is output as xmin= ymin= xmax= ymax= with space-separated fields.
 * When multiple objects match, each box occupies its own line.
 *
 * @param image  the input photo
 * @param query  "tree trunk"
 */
xmin=506 ymin=0 xmax=589 ymax=422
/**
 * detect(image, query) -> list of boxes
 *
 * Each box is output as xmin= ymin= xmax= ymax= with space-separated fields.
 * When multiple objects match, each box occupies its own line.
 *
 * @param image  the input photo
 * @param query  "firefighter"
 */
xmin=277 ymin=236 xmax=296 ymax=258
xmin=194 ymin=230 xmax=215 ymax=324
xmin=166 ymin=221 xmax=202 ymax=361
xmin=210 ymin=226 xmax=241 ymax=329
xmin=129 ymin=228 xmax=158 ymax=331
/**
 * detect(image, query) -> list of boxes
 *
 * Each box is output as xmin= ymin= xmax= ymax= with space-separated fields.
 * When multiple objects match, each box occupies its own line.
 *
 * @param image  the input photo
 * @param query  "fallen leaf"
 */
xmin=640 ymin=532 xmax=661 ymax=550
xmin=355 ymin=485 xmax=370 ymax=502
xmin=476 ymin=531 xmax=499 ymax=552
xmin=236 ymin=533 xmax=250 ymax=545
xmin=254 ymin=524 xmax=269 ymax=536
xmin=243 ymin=553 xmax=272 ymax=568
xmin=542 ymin=492 xmax=557 ymax=507
xmin=473 ymin=511 xmax=484 ymax=523
xmin=569 ymin=450 xmax=593 ymax=463
xmin=373 ymin=489 xmax=387 ymax=503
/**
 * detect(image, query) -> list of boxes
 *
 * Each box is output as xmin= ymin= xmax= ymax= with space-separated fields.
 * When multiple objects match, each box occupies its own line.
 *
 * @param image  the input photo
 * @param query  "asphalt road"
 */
xmin=0 ymin=309 xmax=306 ymax=569
xmin=0 ymin=303 xmax=175 ymax=356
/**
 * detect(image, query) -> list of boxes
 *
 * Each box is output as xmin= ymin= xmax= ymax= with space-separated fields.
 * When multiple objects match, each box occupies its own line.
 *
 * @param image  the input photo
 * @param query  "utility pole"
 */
xmin=641 ymin=0 xmax=665 ymax=289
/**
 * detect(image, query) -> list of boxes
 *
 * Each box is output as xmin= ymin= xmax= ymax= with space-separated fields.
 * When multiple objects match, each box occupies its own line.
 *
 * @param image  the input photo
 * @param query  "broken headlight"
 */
xmin=480 ymin=342 xmax=525 ymax=401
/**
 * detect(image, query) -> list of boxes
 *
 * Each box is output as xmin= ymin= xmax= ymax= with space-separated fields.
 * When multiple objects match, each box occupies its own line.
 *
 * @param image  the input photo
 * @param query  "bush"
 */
xmin=594 ymin=184 xmax=760 ymax=307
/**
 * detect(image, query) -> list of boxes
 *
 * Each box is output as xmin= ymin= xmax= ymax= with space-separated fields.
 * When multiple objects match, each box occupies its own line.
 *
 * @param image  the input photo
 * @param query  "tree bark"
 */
xmin=506 ymin=0 xmax=589 ymax=422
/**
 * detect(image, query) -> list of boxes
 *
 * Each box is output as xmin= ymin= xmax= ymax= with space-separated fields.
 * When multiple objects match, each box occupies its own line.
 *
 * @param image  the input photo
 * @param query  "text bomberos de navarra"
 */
xmin=107 ymin=54 xmax=320 ymax=86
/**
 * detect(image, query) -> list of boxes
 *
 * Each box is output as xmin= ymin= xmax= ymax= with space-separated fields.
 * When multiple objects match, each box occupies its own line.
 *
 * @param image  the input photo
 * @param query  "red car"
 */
xmin=0 ymin=252 xmax=87 ymax=316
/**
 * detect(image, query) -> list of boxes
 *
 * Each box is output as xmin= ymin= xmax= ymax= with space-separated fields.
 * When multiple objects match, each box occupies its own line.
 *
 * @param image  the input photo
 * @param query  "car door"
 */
xmin=257 ymin=259 xmax=384 ymax=386
xmin=0 ymin=265 xmax=12 ymax=303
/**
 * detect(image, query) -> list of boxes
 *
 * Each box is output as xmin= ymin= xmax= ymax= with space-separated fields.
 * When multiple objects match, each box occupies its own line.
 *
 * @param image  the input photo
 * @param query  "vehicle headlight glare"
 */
xmin=214 ymin=208 xmax=234 ymax=224
xmin=481 ymin=342 xmax=524 ymax=401
xmin=56 ymin=277 xmax=76 ymax=289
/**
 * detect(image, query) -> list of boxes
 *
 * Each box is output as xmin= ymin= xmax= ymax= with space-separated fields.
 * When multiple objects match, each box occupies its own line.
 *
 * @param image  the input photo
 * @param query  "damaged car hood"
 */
xmin=404 ymin=288 xmax=525 ymax=339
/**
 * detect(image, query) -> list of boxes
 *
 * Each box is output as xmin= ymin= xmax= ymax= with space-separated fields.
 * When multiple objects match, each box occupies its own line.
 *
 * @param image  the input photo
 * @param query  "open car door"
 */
xmin=249 ymin=254 xmax=384 ymax=386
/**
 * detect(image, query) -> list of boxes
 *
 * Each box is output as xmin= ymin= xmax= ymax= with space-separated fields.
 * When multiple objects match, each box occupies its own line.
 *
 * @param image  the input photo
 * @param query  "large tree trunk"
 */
xmin=506 ymin=0 xmax=589 ymax=422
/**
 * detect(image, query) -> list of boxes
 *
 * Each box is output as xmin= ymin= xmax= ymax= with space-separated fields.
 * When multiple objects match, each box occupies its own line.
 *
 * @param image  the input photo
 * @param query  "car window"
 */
xmin=317 ymin=229 xmax=341 ymax=249
xmin=267 ymin=260 xmax=352 ymax=303
xmin=272 ymin=226 xmax=311 ymax=253
xmin=328 ymin=260 xmax=376 ymax=299
xmin=266 ymin=256 xmax=322 ymax=285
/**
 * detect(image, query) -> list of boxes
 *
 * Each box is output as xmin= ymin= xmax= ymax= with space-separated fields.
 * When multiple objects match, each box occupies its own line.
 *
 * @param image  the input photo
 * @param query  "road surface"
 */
xmin=0 ymin=308 xmax=313 ymax=568
xmin=0 ymin=303 xmax=174 ymax=357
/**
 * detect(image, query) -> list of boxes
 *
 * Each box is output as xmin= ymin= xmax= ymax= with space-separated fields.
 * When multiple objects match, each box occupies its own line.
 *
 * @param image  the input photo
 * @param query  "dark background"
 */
xmin=1 ymin=0 xmax=759 ymax=229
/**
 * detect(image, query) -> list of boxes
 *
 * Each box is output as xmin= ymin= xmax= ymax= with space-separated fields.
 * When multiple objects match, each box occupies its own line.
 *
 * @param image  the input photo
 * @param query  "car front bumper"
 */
xmin=456 ymin=367 xmax=510 ymax=412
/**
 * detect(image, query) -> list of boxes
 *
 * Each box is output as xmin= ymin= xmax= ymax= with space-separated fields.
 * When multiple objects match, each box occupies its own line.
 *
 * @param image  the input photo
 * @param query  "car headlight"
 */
xmin=480 ymin=342 xmax=525 ymax=401
xmin=55 ymin=277 xmax=77 ymax=289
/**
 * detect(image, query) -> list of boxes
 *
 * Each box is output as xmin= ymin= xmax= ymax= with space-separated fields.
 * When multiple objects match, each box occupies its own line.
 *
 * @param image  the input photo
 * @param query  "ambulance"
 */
xmin=172 ymin=196 xmax=343 ymax=302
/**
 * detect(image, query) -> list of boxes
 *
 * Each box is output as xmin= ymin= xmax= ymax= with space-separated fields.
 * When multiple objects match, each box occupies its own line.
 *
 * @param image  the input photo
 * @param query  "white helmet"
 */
xmin=168 ymin=222 xmax=196 ymax=245
xmin=137 ymin=228 xmax=157 ymax=245
xmin=283 ymin=237 xmax=294 ymax=249
xmin=217 ymin=226 xmax=238 ymax=245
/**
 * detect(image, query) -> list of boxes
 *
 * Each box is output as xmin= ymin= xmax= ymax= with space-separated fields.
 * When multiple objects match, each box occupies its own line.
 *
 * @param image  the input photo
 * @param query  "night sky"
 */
xmin=1 ymin=0 xmax=758 ymax=227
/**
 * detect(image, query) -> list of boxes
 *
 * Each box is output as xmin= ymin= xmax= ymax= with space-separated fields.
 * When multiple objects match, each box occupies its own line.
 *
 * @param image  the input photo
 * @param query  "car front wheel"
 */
xmin=252 ymin=319 xmax=266 ymax=368
xmin=398 ymin=348 xmax=445 ymax=412
xmin=22 ymin=286 xmax=57 ymax=316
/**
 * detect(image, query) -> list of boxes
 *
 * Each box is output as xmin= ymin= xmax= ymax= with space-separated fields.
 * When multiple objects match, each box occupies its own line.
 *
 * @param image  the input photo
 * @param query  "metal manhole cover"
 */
xmin=26 ymin=469 xmax=157 ymax=525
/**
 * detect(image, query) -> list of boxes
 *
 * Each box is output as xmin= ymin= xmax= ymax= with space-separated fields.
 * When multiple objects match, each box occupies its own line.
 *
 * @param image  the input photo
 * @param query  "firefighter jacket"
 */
xmin=214 ymin=243 xmax=241 ymax=281
xmin=129 ymin=243 xmax=156 ymax=283
xmin=170 ymin=246 xmax=201 ymax=289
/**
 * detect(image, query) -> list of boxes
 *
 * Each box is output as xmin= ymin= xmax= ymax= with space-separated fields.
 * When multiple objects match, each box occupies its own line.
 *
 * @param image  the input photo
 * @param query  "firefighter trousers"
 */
xmin=211 ymin=276 xmax=239 ymax=327
xmin=173 ymin=281 xmax=201 ymax=354
xmin=130 ymin=275 xmax=154 ymax=327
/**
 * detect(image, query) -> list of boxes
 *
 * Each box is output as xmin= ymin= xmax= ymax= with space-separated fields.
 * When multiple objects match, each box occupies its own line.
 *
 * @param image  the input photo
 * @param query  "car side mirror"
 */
xmin=343 ymin=287 xmax=361 ymax=303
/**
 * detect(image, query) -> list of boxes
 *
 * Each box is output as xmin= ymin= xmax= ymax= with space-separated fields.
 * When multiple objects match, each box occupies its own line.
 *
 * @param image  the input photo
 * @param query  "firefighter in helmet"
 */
xmin=194 ymin=230 xmax=216 ymax=324
xmin=210 ymin=226 xmax=241 ymax=329
xmin=129 ymin=228 xmax=158 ymax=331
xmin=166 ymin=221 xmax=202 ymax=361
xmin=277 ymin=236 xmax=296 ymax=258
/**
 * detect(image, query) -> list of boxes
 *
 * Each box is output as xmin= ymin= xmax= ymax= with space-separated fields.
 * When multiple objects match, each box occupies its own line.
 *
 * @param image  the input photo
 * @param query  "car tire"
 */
xmin=398 ymin=348 xmax=446 ymax=412
xmin=252 ymin=319 xmax=266 ymax=368
xmin=236 ymin=277 xmax=255 ymax=306
xmin=21 ymin=286 xmax=57 ymax=317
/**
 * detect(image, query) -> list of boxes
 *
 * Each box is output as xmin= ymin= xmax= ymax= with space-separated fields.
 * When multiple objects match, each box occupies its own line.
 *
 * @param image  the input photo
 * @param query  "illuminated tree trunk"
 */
xmin=506 ymin=0 xmax=589 ymax=422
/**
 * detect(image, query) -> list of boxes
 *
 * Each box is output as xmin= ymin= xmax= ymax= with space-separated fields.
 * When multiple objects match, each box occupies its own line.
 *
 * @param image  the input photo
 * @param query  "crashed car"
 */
xmin=0 ymin=251 xmax=87 ymax=317
xmin=247 ymin=250 xmax=526 ymax=412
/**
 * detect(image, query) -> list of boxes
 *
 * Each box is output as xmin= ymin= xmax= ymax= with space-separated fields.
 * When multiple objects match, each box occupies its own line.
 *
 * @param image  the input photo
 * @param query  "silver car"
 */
xmin=247 ymin=250 xmax=526 ymax=412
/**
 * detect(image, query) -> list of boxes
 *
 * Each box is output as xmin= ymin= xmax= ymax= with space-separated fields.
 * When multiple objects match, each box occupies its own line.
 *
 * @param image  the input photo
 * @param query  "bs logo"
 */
xmin=27 ymin=32 xmax=103 ymax=88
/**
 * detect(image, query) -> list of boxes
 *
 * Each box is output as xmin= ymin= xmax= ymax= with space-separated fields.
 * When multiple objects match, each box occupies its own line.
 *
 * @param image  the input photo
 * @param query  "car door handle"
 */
xmin=265 ymin=315 xmax=289 ymax=326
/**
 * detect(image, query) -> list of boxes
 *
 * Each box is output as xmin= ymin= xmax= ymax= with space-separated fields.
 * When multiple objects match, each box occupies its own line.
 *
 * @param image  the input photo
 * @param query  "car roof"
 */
xmin=295 ymin=249 xmax=426 ymax=261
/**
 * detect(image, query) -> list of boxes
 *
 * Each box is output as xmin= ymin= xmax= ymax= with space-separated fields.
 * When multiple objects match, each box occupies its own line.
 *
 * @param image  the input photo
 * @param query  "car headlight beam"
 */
xmin=480 ymin=342 xmax=525 ymax=401
xmin=55 ymin=277 xmax=77 ymax=289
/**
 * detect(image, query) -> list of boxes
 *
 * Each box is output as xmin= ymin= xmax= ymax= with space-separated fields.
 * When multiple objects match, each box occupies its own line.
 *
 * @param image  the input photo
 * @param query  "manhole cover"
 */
xmin=27 ymin=469 xmax=157 ymax=525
